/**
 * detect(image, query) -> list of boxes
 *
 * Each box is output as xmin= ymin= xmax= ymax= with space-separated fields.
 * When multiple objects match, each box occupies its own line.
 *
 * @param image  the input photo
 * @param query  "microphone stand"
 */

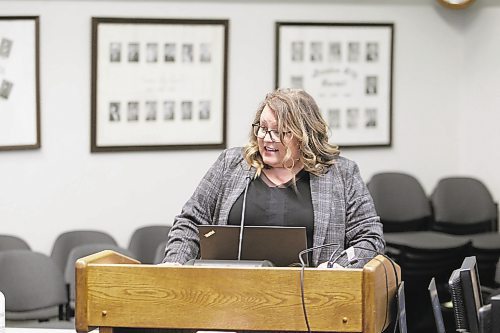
xmin=237 ymin=176 xmax=251 ymax=261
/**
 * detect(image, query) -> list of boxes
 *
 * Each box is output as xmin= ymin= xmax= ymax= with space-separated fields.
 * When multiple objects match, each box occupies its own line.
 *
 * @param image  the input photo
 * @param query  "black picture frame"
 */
xmin=0 ymin=16 xmax=41 ymax=151
xmin=91 ymin=17 xmax=229 ymax=152
xmin=276 ymin=22 xmax=394 ymax=148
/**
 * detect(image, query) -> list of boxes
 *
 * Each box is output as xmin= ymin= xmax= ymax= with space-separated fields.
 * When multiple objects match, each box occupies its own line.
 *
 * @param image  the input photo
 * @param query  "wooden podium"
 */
xmin=75 ymin=251 xmax=400 ymax=333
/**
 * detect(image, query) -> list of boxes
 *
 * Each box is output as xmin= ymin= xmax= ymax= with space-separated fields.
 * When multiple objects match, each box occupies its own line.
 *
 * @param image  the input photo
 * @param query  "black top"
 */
xmin=228 ymin=169 xmax=315 ymax=254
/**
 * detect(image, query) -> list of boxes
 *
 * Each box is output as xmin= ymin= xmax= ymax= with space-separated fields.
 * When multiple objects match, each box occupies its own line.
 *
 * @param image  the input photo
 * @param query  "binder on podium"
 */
xmin=75 ymin=250 xmax=400 ymax=333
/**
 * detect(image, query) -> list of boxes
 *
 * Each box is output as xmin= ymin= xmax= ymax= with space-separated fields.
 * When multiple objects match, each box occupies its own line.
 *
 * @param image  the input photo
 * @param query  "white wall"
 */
xmin=0 ymin=0 xmax=495 ymax=254
xmin=459 ymin=4 xmax=500 ymax=204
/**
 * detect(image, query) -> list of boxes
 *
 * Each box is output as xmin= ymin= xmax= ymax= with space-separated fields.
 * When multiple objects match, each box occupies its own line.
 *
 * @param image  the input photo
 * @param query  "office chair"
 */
xmin=50 ymin=230 xmax=117 ymax=273
xmin=0 ymin=234 xmax=30 ymax=251
xmin=128 ymin=225 xmax=171 ymax=264
xmin=368 ymin=172 xmax=433 ymax=232
xmin=431 ymin=177 xmax=500 ymax=287
xmin=431 ymin=177 xmax=498 ymax=234
xmin=0 ymin=250 xmax=67 ymax=321
xmin=368 ymin=172 xmax=472 ymax=332
xmin=367 ymin=172 xmax=471 ymax=273
xmin=153 ymin=240 xmax=168 ymax=264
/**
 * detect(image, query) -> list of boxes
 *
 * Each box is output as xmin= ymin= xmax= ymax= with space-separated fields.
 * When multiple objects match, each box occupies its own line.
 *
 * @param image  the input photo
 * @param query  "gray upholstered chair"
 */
xmin=0 ymin=250 xmax=67 ymax=321
xmin=367 ymin=172 xmax=433 ymax=232
xmin=431 ymin=177 xmax=498 ymax=234
xmin=368 ymin=172 xmax=472 ymax=332
xmin=50 ymin=230 xmax=117 ymax=273
xmin=153 ymin=240 xmax=168 ymax=264
xmin=128 ymin=225 xmax=171 ymax=264
xmin=431 ymin=177 xmax=500 ymax=287
xmin=0 ymin=234 xmax=30 ymax=251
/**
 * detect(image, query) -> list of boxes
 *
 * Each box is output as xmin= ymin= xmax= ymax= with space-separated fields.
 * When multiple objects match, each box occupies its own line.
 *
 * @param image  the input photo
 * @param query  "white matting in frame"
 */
xmin=0 ymin=16 xmax=40 ymax=151
xmin=91 ymin=18 xmax=228 ymax=152
xmin=276 ymin=22 xmax=394 ymax=148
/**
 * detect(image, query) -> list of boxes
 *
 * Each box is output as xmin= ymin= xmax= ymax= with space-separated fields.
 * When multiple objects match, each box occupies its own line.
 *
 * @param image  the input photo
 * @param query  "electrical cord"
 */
xmin=328 ymin=241 xmax=400 ymax=332
xmin=326 ymin=247 xmax=344 ymax=268
xmin=297 ymin=242 xmax=339 ymax=333
xmin=330 ymin=245 xmax=400 ymax=333
xmin=297 ymin=243 xmax=401 ymax=333
xmin=298 ymin=242 xmax=338 ymax=268
xmin=326 ymin=239 xmax=378 ymax=268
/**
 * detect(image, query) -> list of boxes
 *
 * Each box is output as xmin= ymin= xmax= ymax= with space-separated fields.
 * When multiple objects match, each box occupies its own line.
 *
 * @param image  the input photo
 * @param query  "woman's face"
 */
xmin=257 ymin=105 xmax=300 ymax=168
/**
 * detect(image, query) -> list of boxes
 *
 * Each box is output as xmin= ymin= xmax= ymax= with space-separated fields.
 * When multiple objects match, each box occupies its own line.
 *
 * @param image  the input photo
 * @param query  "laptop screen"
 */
xmin=198 ymin=225 xmax=308 ymax=267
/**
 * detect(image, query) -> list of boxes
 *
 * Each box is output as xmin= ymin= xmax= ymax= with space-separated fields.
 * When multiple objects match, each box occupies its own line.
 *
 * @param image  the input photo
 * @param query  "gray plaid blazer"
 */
xmin=163 ymin=147 xmax=384 ymax=267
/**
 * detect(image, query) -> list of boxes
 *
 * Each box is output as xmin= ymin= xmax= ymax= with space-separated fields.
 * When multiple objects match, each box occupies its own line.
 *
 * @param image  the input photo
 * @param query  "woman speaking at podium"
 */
xmin=162 ymin=88 xmax=384 ymax=268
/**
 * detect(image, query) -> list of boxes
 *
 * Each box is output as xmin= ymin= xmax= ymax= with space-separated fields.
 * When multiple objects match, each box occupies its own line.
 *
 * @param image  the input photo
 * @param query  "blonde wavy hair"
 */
xmin=244 ymin=88 xmax=340 ymax=177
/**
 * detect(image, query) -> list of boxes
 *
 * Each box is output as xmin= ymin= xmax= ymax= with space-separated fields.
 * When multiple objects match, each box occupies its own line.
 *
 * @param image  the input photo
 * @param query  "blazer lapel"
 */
xmin=217 ymin=162 xmax=256 ymax=225
xmin=310 ymin=173 xmax=333 ymax=266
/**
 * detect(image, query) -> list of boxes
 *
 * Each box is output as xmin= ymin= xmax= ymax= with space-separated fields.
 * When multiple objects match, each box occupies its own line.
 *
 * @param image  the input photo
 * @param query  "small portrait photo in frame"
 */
xmin=164 ymin=43 xmax=176 ymax=62
xmin=128 ymin=42 xmax=140 ymax=62
xmin=163 ymin=100 xmax=175 ymax=121
xmin=0 ymin=37 xmax=13 ymax=58
xmin=109 ymin=102 xmax=121 ymax=122
xmin=109 ymin=42 xmax=121 ymax=62
xmin=146 ymin=43 xmax=158 ymax=63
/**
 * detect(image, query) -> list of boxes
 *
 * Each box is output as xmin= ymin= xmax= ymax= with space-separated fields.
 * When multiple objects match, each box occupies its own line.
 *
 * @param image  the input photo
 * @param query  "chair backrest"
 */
xmin=64 ymin=243 xmax=136 ymax=301
xmin=128 ymin=225 xmax=171 ymax=264
xmin=50 ymin=230 xmax=117 ymax=272
xmin=0 ymin=234 xmax=30 ymax=251
xmin=0 ymin=250 xmax=67 ymax=320
xmin=367 ymin=172 xmax=433 ymax=232
xmin=431 ymin=177 xmax=498 ymax=234
xmin=154 ymin=240 xmax=168 ymax=264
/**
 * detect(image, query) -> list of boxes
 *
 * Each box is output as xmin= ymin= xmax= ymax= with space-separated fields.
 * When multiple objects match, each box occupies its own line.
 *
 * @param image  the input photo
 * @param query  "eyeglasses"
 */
xmin=252 ymin=123 xmax=291 ymax=143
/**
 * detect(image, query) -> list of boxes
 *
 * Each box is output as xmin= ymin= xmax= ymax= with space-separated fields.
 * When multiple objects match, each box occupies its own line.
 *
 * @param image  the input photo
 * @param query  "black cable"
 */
xmin=298 ymin=241 xmax=338 ymax=267
xmin=327 ymin=239 xmax=379 ymax=268
xmin=298 ymin=243 xmax=401 ymax=333
xmin=326 ymin=245 xmax=343 ymax=268
xmin=371 ymin=256 xmax=391 ymax=332
xmin=344 ymin=256 xmax=381 ymax=268
xmin=331 ymin=245 xmax=401 ymax=333
xmin=363 ymin=251 xmax=400 ymax=333
xmin=342 ymin=252 xmax=391 ymax=330
xmin=300 ymin=264 xmax=311 ymax=333
xmin=377 ymin=254 xmax=401 ymax=333
xmin=297 ymin=242 xmax=339 ymax=333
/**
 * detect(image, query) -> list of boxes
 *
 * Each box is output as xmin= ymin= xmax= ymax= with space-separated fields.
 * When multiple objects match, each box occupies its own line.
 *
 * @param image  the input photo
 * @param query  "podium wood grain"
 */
xmin=76 ymin=251 xmax=399 ymax=333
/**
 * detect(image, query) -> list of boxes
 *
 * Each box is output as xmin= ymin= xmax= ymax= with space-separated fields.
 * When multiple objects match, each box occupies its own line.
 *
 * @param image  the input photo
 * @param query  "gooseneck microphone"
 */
xmin=237 ymin=176 xmax=252 ymax=260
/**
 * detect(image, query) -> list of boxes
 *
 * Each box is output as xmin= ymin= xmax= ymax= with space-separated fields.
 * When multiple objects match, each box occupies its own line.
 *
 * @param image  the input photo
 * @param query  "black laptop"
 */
xmin=197 ymin=225 xmax=308 ymax=267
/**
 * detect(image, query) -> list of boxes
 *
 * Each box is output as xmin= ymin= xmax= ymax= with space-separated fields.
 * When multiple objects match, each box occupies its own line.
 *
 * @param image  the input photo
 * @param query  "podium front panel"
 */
xmin=83 ymin=265 xmax=363 ymax=332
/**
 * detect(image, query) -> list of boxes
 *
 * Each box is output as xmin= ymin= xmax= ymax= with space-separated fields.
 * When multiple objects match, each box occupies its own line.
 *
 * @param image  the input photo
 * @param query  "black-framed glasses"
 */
xmin=252 ymin=123 xmax=291 ymax=143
